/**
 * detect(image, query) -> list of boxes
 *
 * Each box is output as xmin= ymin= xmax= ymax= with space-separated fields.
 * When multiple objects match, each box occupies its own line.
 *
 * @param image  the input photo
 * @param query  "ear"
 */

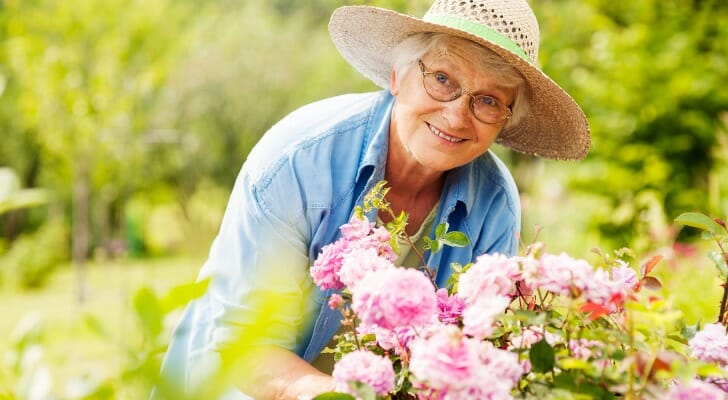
xmin=389 ymin=68 xmax=400 ymax=96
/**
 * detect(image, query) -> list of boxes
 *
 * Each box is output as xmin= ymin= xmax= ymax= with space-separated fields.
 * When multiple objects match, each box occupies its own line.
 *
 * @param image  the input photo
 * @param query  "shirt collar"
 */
xmin=356 ymin=91 xmax=394 ymax=184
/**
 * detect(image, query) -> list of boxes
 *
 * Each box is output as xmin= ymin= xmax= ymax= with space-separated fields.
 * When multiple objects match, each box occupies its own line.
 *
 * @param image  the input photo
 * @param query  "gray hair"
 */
xmin=391 ymin=32 xmax=530 ymax=128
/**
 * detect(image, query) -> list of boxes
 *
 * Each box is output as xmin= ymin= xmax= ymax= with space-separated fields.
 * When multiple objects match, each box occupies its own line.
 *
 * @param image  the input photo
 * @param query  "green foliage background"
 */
xmin=0 ymin=0 xmax=726 ymax=398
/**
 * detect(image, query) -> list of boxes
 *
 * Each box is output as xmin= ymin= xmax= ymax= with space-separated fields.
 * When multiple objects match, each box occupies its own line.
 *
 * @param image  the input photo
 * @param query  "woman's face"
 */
xmin=389 ymin=51 xmax=515 ymax=173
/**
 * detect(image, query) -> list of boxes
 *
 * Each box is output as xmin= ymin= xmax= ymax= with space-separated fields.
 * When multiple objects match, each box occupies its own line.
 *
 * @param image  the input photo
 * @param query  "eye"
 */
xmin=475 ymin=95 xmax=499 ymax=108
xmin=434 ymin=72 xmax=450 ymax=85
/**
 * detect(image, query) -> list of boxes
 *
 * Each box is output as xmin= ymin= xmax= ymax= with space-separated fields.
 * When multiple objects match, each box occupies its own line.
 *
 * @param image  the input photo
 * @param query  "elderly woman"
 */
xmin=157 ymin=0 xmax=590 ymax=399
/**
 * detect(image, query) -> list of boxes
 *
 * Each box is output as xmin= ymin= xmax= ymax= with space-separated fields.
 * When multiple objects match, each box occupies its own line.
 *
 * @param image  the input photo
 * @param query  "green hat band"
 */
xmin=423 ymin=14 xmax=531 ymax=63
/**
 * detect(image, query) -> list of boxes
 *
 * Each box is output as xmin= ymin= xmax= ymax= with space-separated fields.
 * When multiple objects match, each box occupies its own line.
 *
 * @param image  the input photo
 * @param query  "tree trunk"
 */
xmin=72 ymin=163 xmax=90 ymax=303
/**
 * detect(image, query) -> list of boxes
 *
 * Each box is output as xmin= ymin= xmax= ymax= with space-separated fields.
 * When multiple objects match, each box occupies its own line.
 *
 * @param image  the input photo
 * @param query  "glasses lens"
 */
xmin=423 ymin=72 xmax=460 ymax=102
xmin=419 ymin=60 xmax=510 ymax=125
xmin=472 ymin=95 xmax=508 ymax=124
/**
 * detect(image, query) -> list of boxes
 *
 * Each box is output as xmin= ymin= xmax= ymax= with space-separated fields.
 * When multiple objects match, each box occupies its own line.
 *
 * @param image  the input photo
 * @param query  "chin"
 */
xmin=417 ymin=157 xmax=459 ymax=173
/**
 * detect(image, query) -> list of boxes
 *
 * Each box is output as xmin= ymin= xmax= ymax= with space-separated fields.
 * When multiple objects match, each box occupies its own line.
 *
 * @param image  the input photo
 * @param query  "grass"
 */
xmin=0 ymin=255 xmax=203 ymax=397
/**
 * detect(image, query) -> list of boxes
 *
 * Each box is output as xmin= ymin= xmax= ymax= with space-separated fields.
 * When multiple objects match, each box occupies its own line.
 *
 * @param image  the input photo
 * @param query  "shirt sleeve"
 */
xmin=473 ymin=178 xmax=521 ymax=257
xmin=481 ymin=204 xmax=520 ymax=257
xmin=199 ymin=167 xmax=321 ymax=353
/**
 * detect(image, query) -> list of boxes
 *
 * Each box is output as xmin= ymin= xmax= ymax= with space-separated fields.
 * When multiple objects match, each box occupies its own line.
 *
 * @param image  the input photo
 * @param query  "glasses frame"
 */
xmin=417 ymin=59 xmax=512 ymax=125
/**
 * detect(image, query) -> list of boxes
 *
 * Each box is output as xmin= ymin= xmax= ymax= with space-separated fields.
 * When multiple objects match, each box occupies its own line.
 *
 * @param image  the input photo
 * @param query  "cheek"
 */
xmin=475 ymin=128 xmax=500 ymax=147
xmin=397 ymin=96 xmax=441 ymax=122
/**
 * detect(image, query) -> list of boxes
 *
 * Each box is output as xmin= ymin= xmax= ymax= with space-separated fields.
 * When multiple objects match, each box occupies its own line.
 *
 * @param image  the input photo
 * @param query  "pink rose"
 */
xmin=664 ymin=378 xmax=727 ymax=400
xmin=339 ymin=247 xmax=395 ymax=289
xmin=351 ymin=267 xmax=437 ymax=330
xmin=332 ymin=350 xmax=395 ymax=397
xmin=461 ymin=294 xmax=511 ymax=339
xmin=458 ymin=253 xmax=521 ymax=302
xmin=689 ymin=323 xmax=728 ymax=366
xmin=310 ymin=239 xmax=348 ymax=290
xmin=327 ymin=293 xmax=343 ymax=310
xmin=436 ymin=288 xmax=465 ymax=325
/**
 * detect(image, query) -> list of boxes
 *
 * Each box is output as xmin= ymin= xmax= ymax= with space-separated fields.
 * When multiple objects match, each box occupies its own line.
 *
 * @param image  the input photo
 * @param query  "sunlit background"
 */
xmin=1 ymin=0 xmax=727 ymax=398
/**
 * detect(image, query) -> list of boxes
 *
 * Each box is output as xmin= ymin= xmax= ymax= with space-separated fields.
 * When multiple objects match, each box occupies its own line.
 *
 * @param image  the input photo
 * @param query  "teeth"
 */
xmin=428 ymin=124 xmax=463 ymax=143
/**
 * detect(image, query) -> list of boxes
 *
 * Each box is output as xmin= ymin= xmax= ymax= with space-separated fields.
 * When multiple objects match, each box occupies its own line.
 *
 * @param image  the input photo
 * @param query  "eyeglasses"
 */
xmin=418 ymin=59 xmax=512 ymax=125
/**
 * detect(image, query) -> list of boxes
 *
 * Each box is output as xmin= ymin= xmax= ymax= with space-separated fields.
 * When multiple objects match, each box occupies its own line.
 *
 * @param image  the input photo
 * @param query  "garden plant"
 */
xmin=307 ymin=183 xmax=728 ymax=400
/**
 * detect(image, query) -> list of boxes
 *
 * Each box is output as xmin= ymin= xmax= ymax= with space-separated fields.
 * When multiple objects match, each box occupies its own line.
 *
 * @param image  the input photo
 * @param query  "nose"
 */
xmin=441 ymin=94 xmax=472 ymax=128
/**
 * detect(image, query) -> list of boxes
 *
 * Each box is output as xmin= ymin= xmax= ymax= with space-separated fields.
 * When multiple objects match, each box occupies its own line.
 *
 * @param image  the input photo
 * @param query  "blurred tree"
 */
xmin=531 ymin=0 xmax=728 ymax=251
xmin=270 ymin=0 xmax=430 ymax=22
xmin=151 ymin=0 xmax=376 ymax=188
xmin=0 ymin=0 xmax=200 ymax=296
xmin=0 ymin=166 xmax=49 ymax=267
xmin=0 ymin=0 xmax=725 ymax=273
xmin=151 ymin=0 xmax=434 ymax=190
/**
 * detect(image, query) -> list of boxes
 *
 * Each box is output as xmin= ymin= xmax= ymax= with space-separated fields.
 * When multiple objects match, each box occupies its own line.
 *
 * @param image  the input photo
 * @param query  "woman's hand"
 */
xmin=226 ymin=345 xmax=333 ymax=400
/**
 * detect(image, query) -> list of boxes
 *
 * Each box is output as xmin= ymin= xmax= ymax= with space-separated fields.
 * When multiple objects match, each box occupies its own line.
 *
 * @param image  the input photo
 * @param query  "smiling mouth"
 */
xmin=428 ymin=123 xmax=464 ymax=143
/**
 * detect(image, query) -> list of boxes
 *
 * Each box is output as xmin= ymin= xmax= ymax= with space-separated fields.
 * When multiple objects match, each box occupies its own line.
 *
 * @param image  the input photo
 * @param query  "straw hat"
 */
xmin=328 ymin=0 xmax=591 ymax=160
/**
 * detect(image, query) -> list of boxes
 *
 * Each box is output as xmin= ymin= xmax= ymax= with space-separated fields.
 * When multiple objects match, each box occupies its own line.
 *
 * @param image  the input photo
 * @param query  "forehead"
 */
xmin=423 ymin=50 xmax=514 ymax=95
xmin=425 ymin=37 xmax=500 ymax=73
xmin=425 ymin=39 xmax=477 ymax=67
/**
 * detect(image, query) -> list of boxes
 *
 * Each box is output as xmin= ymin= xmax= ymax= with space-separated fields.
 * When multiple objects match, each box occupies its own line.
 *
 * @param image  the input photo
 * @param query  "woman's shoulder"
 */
xmin=465 ymin=151 xmax=521 ymax=223
xmin=472 ymin=150 xmax=519 ymax=198
xmin=286 ymin=91 xmax=391 ymax=124
xmin=267 ymin=91 xmax=391 ymax=145
xmin=244 ymin=91 xmax=391 ymax=173
xmin=237 ymin=91 xmax=392 ymax=214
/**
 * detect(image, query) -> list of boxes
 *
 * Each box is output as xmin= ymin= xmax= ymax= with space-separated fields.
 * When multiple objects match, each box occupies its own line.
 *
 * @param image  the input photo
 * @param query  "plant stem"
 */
xmin=383 ymin=207 xmax=438 ymax=286
xmin=627 ymin=308 xmax=635 ymax=398
xmin=335 ymin=306 xmax=363 ymax=351
xmin=352 ymin=326 xmax=362 ymax=350
xmin=719 ymin=276 xmax=728 ymax=326
xmin=717 ymin=240 xmax=728 ymax=326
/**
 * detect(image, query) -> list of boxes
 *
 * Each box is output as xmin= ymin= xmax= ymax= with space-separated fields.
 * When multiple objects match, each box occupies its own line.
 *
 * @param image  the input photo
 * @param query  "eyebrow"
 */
xmin=430 ymin=61 xmax=514 ymax=100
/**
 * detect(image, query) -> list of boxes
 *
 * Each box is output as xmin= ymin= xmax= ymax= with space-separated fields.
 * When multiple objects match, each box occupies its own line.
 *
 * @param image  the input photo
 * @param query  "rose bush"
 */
xmin=310 ymin=187 xmax=728 ymax=400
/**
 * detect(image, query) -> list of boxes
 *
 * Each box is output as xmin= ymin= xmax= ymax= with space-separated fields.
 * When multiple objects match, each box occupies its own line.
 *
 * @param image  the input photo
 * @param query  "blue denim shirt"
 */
xmin=158 ymin=90 xmax=520 ymax=398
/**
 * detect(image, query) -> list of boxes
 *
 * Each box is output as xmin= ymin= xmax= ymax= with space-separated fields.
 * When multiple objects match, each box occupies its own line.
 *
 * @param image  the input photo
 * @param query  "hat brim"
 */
xmin=329 ymin=6 xmax=590 ymax=160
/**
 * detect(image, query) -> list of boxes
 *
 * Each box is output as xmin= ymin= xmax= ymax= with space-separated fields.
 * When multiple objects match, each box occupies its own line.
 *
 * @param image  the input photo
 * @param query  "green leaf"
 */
xmin=680 ymin=324 xmax=699 ymax=340
xmin=0 ymin=188 xmax=49 ymax=215
xmin=428 ymin=239 xmax=441 ymax=254
xmin=696 ymin=363 xmax=728 ymax=377
xmin=390 ymin=236 xmax=401 ymax=255
xmin=442 ymin=231 xmax=471 ymax=247
xmin=559 ymin=357 xmax=593 ymax=370
xmin=354 ymin=206 xmax=365 ymax=219
xmin=435 ymin=222 xmax=448 ymax=238
xmin=83 ymin=314 xmax=110 ymax=339
xmin=349 ymin=381 xmax=376 ymax=400
xmin=511 ymin=309 xmax=547 ymax=325
xmin=667 ymin=334 xmax=689 ymax=345
xmin=391 ymin=211 xmax=408 ymax=230
xmin=529 ymin=339 xmax=555 ymax=373
xmin=675 ymin=212 xmax=725 ymax=236
xmin=576 ymin=383 xmax=615 ymax=399
xmin=552 ymin=371 xmax=578 ymax=390
xmin=450 ymin=262 xmax=463 ymax=273
xmin=552 ymin=371 xmax=615 ymax=399
xmin=610 ymin=348 xmax=627 ymax=361
xmin=159 ymin=278 xmax=210 ymax=314
xmin=312 ymin=393 xmax=356 ymax=400
xmin=133 ymin=287 xmax=163 ymax=339
xmin=708 ymin=251 xmax=728 ymax=278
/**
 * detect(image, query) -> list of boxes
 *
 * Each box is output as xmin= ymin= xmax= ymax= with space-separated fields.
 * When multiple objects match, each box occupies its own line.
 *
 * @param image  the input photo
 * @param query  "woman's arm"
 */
xmin=224 ymin=345 xmax=333 ymax=400
xmin=198 ymin=167 xmax=331 ymax=398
